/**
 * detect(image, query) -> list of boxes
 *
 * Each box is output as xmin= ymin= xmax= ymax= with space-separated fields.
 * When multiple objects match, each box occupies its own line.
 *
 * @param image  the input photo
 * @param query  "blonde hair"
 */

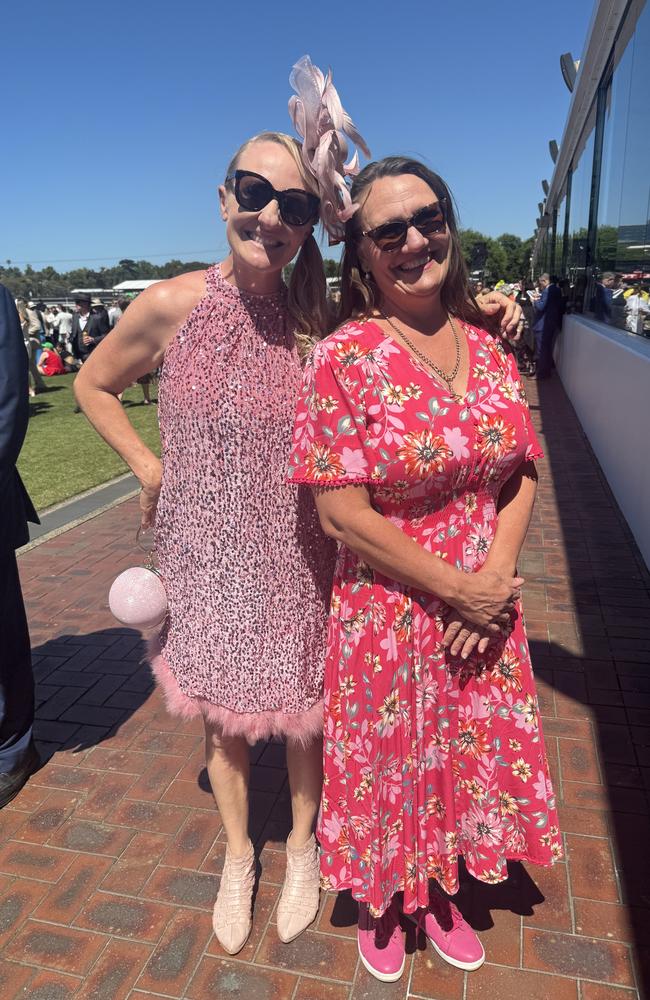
xmin=225 ymin=131 xmax=330 ymax=359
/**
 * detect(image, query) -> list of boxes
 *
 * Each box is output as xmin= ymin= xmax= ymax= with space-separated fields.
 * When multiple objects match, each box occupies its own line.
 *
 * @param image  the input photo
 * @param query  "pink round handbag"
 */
xmin=108 ymin=530 xmax=168 ymax=629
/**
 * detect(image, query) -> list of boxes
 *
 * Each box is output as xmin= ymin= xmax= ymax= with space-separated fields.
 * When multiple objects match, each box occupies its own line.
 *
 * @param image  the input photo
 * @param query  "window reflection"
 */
xmin=593 ymin=0 xmax=650 ymax=334
xmin=567 ymin=112 xmax=595 ymax=313
xmin=536 ymin=0 xmax=650 ymax=337
xmin=537 ymin=229 xmax=550 ymax=276
xmin=555 ymin=193 xmax=566 ymax=274
xmin=616 ymin=0 xmax=650 ymax=283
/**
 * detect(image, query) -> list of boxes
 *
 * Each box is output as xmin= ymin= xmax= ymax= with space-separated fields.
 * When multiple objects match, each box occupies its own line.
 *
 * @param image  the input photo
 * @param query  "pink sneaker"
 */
xmin=409 ymin=894 xmax=485 ymax=971
xmin=357 ymin=900 xmax=406 ymax=983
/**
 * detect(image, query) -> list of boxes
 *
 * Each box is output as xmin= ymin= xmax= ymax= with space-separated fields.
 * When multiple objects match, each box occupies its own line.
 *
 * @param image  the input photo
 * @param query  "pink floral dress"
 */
xmin=288 ymin=319 xmax=562 ymax=917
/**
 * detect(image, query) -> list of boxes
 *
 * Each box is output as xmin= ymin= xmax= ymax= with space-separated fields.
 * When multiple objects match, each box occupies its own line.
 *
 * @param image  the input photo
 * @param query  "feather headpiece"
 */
xmin=289 ymin=55 xmax=371 ymax=242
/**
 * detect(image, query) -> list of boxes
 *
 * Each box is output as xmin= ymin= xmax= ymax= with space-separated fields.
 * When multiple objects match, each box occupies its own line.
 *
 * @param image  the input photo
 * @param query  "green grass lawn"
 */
xmin=18 ymin=374 xmax=161 ymax=512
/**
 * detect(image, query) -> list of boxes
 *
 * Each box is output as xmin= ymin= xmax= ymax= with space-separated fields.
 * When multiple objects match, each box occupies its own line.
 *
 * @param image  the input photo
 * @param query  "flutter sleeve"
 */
xmin=288 ymin=332 xmax=377 ymax=486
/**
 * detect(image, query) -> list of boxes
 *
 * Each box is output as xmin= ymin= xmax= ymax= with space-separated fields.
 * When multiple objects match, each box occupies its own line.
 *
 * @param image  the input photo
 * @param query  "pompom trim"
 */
xmin=286 ymin=474 xmax=376 ymax=487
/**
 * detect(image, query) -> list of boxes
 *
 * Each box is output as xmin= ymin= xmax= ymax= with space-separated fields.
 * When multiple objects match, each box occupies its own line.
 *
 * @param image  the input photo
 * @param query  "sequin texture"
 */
xmin=151 ymin=263 xmax=337 ymax=741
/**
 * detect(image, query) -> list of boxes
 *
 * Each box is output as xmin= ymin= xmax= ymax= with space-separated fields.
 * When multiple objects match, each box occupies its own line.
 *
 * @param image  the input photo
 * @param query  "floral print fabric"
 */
xmin=288 ymin=319 xmax=562 ymax=917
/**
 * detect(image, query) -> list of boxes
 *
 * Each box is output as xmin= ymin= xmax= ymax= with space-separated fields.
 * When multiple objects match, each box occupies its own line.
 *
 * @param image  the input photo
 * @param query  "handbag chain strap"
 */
xmin=135 ymin=527 xmax=157 ymax=571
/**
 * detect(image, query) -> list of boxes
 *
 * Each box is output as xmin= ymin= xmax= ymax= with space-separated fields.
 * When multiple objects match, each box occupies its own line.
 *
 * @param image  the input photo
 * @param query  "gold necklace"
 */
xmin=380 ymin=310 xmax=463 ymax=401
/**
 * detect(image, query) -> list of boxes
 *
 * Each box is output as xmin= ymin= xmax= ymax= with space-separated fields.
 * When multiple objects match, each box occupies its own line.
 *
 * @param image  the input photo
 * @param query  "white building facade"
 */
xmin=533 ymin=0 xmax=650 ymax=566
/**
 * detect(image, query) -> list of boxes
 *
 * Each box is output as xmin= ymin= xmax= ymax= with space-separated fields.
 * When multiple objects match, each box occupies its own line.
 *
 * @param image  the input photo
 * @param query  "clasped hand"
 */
xmin=442 ymin=568 xmax=523 ymax=660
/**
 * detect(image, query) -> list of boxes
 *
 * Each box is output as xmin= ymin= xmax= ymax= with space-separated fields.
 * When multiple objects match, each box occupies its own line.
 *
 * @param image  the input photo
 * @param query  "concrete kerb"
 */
xmin=19 ymin=473 xmax=140 ymax=553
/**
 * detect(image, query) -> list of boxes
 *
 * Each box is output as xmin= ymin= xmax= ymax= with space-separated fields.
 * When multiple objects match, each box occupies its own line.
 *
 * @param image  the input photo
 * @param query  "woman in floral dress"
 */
xmin=288 ymin=156 xmax=561 ymax=983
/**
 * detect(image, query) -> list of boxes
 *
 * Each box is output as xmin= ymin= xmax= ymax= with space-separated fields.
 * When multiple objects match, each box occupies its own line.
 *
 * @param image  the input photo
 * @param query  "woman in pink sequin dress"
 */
xmin=75 ymin=132 xmax=338 ymax=954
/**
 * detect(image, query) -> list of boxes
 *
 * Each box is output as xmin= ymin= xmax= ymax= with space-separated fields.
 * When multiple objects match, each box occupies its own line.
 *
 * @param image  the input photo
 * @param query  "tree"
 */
xmin=519 ymin=236 xmax=535 ymax=279
xmin=459 ymin=230 xmax=488 ymax=273
xmin=118 ymin=258 xmax=138 ymax=278
xmin=0 ymin=258 xmax=212 ymax=300
xmin=0 ymin=236 xmax=541 ymax=304
xmin=158 ymin=259 xmax=206 ymax=278
xmin=595 ymin=225 xmax=618 ymax=271
xmin=495 ymin=233 xmax=524 ymax=281
xmin=459 ymin=230 xmax=508 ymax=283
xmin=485 ymin=241 xmax=508 ymax=283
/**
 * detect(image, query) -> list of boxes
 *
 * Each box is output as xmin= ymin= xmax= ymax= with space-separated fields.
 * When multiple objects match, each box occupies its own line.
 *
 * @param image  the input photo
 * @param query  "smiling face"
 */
xmin=357 ymin=173 xmax=451 ymax=314
xmin=219 ymin=139 xmax=315 ymax=284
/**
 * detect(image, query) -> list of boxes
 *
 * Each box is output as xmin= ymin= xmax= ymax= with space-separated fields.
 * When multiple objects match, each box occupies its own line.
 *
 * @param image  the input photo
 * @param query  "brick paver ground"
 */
xmin=4 ymin=373 xmax=649 ymax=999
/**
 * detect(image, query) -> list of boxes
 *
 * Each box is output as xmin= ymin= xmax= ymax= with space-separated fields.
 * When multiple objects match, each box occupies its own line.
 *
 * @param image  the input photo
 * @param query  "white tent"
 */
xmin=112 ymin=280 xmax=162 ymax=292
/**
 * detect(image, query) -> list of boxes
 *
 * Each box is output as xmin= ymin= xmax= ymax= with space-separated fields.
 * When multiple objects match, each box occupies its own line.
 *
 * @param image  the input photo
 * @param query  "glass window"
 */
xmin=567 ymin=107 xmax=596 ymax=312
xmin=555 ymin=189 xmax=567 ymax=277
xmin=533 ymin=228 xmax=549 ymax=278
xmin=593 ymin=0 xmax=650 ymax=335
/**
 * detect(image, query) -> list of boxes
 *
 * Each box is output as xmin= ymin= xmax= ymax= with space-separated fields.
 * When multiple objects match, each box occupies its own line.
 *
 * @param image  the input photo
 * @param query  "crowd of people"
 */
xmin=19 ymin=266 xmax=645 ymax=412
xmin=473 ymin=269 xmax=650 ymax=373
xmin=593 ymin=271 xmax=650 ymax=334
xmin=14 ymin=295 xmax=155 ymax=404
xmin=3 ymin=56 xmax=563 ymax=989
xmin=470 ymin=275 xmax=561 ymax=379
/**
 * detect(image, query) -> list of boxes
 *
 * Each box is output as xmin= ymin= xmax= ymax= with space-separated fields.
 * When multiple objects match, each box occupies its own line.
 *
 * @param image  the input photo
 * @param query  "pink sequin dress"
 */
xmin=149 ymin=263 xmax=337 ymax=744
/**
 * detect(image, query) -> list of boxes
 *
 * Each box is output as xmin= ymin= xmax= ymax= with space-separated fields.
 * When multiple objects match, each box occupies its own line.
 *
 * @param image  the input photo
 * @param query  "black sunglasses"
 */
xmin=362 ymin=199 xmax=448 ymax=252
xmin=225 ymin=169 xmax=320 ymax=228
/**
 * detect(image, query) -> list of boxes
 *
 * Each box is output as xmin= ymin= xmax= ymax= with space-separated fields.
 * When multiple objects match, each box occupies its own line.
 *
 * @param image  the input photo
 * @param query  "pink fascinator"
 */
xmin=289 ymin=55 xmax=371 ymax=242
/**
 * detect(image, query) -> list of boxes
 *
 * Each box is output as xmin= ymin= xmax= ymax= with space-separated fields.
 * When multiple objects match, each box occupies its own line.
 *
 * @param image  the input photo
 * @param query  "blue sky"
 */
xmin=2 ymin=0 xmax=593 ymax=269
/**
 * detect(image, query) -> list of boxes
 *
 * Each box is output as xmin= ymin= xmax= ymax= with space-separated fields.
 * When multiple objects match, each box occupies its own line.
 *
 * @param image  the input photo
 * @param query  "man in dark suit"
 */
xmin=0 ymin=284 xmax=41 ymax=806
xmin=532 ymin=274 xmax=564 ymax=380
xmin=70 ymin=293 xmax=110 ymax=363
xmin=593 ymin=272 xmax=625 ymax=325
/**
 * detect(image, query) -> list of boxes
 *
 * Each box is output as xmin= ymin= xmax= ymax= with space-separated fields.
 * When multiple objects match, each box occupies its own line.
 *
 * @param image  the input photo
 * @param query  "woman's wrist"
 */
xmin=137 ymin=456 xmax=162 ymax=491
xmin=435 ymin=562 xmax=466 ymax=606
xmin=481 ymin=552 xmax=517 ymax=577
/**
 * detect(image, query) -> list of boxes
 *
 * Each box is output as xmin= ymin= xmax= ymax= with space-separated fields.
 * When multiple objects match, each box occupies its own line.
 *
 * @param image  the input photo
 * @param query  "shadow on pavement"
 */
xmin=23 ymin=373 xmax=650 ymax=993
xmin=532 ymin=373 xmax=650 ymax=994
xmin=32 ymin=627 xmax=153 ymax=761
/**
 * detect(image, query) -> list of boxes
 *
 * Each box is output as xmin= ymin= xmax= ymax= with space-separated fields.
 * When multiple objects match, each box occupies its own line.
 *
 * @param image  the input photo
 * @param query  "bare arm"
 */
xmin=74 ymin=272 xmax=205 ymax=526
xmin=314 ymin=484 xmax=521 ymax=627
xmin=483 ymin=459 xmax=538 ymax=575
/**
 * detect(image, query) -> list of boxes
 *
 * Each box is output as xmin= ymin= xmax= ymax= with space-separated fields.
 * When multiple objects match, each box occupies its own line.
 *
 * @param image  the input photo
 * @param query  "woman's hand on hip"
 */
xmin=139 ymin=461 xmax=163 ymax=530
xmin=449 ymin=568 xmax=523 ymax=627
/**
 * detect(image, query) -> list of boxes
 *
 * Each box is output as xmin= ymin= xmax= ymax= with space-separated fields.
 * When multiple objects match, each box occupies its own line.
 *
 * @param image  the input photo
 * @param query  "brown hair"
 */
xmin=338 ymin=156 xmax=488 ymax=330
xmin=225 ymin=131 xmax=330 ymax=358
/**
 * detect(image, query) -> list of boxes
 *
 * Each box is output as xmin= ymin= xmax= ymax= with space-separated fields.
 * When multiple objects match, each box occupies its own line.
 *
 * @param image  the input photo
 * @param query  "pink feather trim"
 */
xmin=148 ymin=638 xmax=324 ymax=748
xmin=289 ymin=55 xmax=370 ymax=241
